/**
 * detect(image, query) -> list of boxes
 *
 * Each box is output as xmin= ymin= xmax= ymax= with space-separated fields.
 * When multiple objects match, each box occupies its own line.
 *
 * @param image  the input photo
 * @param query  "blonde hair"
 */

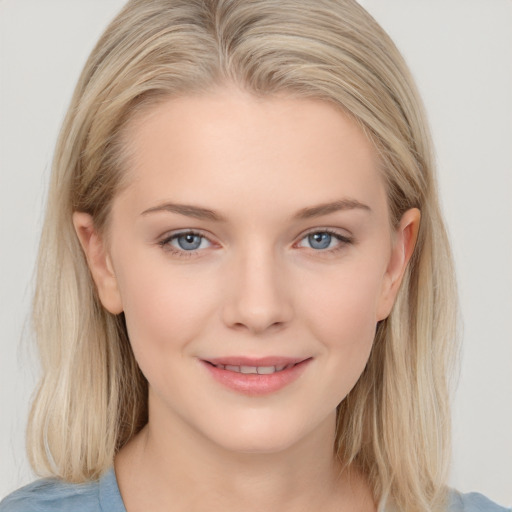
xmin=28 ymin=1 xmax=458 ymax=510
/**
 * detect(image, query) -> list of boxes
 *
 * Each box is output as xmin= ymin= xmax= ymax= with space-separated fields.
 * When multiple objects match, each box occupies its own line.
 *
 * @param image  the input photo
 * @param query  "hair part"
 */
xmin=28 ymin=1 xmax=458 ymax=510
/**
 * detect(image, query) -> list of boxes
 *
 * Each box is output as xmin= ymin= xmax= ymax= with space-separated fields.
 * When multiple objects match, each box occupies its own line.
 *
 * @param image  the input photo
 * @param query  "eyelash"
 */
xmin=157 ymin=228 xmax=353 ymax=258
xmin=158 ymin=230 xmax=209 ymax=258
xmin=298 ymin=228 xmax=353 ymax=254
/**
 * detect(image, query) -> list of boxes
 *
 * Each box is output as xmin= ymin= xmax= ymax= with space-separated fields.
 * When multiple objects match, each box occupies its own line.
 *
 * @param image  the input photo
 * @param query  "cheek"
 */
xmin=302 ymin=257 xmax=384 ymax=339
xmin=114 ymin=253 xmax=218 ymax=367
xmin=298 ymin=256 xmax=386 ymax=385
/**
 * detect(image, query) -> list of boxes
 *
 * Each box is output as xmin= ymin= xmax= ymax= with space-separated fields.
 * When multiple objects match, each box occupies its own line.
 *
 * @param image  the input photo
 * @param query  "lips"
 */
xmin=205 ymin=356 xmax=306 ymax=367
xmin=211 ymin=363 xmax=293 ymax=374
xmin=200 ymin=356 xmax=312 ymax=396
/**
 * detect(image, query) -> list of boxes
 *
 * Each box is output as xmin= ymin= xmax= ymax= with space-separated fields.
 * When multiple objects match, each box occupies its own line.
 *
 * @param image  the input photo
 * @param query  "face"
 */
xmin=75 ymin=85 xmax=418 ymax=455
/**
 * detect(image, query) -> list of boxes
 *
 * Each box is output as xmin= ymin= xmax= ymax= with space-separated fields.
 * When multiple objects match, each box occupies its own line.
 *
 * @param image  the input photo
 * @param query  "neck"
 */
xmin=115 ymin=397 xmax=374 ymax=512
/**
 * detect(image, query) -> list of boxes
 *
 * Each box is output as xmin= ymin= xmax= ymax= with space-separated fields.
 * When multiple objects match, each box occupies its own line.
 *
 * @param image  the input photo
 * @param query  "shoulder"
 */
xmin=448 ymin=490 xmax=511 ymax=512
xmin=0 ymin=478 xmax=100 ymax=512
xmin=0 ymin=468 xmax=125 ymax=512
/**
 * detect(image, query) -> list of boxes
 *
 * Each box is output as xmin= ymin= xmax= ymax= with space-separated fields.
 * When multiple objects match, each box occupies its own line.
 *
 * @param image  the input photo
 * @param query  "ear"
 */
xmin=376 ymin=208 xmax=421 ymax=321
xmin=72 ymin=212 xmax=123 ymax=315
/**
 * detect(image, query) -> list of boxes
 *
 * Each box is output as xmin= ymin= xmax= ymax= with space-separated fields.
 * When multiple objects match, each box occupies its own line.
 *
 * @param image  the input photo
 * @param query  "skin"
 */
xmin=74 ymin=84 xmax=420 ymax=512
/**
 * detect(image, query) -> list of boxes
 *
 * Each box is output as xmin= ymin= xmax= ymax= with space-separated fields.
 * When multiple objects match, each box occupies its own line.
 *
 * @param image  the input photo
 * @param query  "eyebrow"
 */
xmin=140 ymin=198 xmax=371 ymax=221
xmin=141 ymin=203 xmax=227 ymax=221
xmin=294 ymin=199 xmax=371 ymax=219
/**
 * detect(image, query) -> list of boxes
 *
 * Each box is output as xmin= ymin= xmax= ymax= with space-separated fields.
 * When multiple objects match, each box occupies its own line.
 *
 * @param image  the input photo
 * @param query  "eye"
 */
xmin=297 ymin=229 xmax=352 ymax=252
xmin=158 ymin=231 xmax=212 ymax=255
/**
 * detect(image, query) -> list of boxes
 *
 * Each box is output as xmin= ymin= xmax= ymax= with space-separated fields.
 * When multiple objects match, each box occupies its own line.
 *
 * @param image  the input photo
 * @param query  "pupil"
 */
xmin=178 ymin=234 xmax=201 ymax=250
xmin=309 ymin=232 xmax=331 ymax=250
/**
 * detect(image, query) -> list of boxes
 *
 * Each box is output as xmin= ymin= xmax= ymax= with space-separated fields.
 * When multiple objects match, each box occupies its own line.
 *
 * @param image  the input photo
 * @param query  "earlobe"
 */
xmin=72 ymin=212 xmax=123 ymax=315
xmin=376 ymin=208 xmax=421 ymax=321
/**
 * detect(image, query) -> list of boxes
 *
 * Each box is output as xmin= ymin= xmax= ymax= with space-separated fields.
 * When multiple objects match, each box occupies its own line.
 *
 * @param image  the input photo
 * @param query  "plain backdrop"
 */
xmin=1 ymin=0 xmax=511 ymax=505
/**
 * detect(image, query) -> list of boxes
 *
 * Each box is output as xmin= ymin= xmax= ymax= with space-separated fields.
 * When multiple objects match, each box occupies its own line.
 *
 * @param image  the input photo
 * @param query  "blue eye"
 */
xmin=308 ymin=232 xmax=333 ymax=250
xmin=159 ymin=231 xmax=211 ymax=255
xmin=175 ymin=233 xmax=204 ymax=250
xmin=298 ymin=230 xmax=351 ymax=251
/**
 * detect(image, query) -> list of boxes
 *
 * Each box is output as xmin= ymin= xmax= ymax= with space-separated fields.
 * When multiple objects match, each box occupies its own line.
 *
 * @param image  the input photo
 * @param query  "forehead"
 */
xmin=118 ymin=87 xmax=387 ymax=220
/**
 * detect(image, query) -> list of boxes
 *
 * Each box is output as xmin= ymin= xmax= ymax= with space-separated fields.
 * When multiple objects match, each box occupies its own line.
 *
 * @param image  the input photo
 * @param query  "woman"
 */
xmin=0 ymin=1 xmax=509 ymax=511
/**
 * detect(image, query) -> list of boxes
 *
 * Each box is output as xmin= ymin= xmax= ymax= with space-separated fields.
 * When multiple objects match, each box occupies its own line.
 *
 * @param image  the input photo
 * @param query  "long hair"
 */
xmin=28 ymin=1 xmax=458 ymax=510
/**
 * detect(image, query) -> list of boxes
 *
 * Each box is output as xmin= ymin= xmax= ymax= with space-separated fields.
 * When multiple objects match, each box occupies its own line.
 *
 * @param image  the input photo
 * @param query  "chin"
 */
xmin=215 ymin=431 xmax=304 ymax=456
xmin=198 ymin=410 xmax=332 ymax=457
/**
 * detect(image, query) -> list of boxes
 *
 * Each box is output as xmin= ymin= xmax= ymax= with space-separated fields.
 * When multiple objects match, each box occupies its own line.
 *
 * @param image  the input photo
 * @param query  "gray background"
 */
xmin=1 ymin=0 xmax=511 ymax=504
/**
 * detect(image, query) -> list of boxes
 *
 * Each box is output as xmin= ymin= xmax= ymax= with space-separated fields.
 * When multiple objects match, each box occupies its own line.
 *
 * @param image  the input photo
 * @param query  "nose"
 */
xmin=221 ymin=246 xmax=294 ymax=335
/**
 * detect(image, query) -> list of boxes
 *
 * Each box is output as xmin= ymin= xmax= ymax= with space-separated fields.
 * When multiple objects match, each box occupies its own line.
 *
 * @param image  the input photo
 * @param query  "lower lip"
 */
xmin=201 ymin=359 xmax=312 ymax=396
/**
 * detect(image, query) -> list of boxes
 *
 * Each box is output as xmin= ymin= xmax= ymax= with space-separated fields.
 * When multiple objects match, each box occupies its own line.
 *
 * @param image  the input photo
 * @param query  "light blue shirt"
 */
xmin=0 ymin=467 xmax=510 ymax=512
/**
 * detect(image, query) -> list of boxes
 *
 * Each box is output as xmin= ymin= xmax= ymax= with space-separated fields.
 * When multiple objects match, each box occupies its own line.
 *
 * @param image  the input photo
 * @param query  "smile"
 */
xmin=210 ymin=364 xmax=294 ymax=374
xmin=201 ymin=357 xmax=312 ymax=396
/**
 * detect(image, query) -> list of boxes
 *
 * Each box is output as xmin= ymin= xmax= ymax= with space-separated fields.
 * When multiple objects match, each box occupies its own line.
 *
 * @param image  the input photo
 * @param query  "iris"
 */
xmin=308 ymin=232 xmax=332 ymax=250
xmin=176 ymin=233 xmax=203 ymax=250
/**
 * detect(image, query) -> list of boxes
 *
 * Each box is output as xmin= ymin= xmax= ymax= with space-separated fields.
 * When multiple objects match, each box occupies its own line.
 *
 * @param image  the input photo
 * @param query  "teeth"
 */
xmin=215 ymin=364 xmax=293 ymax=374
xmin=257 ymin=366 xmax=276 ymax=375
xmin=239 ymin=366 xmax=256 ymax=374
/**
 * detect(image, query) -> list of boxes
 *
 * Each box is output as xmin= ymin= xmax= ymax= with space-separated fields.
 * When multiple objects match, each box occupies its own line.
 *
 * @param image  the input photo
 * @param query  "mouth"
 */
xmin=200 ymin=357 xmax=312 ymax=395
xmin=204 ymin=361 xmax=297 ymax=375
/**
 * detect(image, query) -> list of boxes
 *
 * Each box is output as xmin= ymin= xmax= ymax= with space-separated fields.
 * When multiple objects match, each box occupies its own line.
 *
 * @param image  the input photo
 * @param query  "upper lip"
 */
xmin=203 ymin=356 xmax=310 ymax=367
